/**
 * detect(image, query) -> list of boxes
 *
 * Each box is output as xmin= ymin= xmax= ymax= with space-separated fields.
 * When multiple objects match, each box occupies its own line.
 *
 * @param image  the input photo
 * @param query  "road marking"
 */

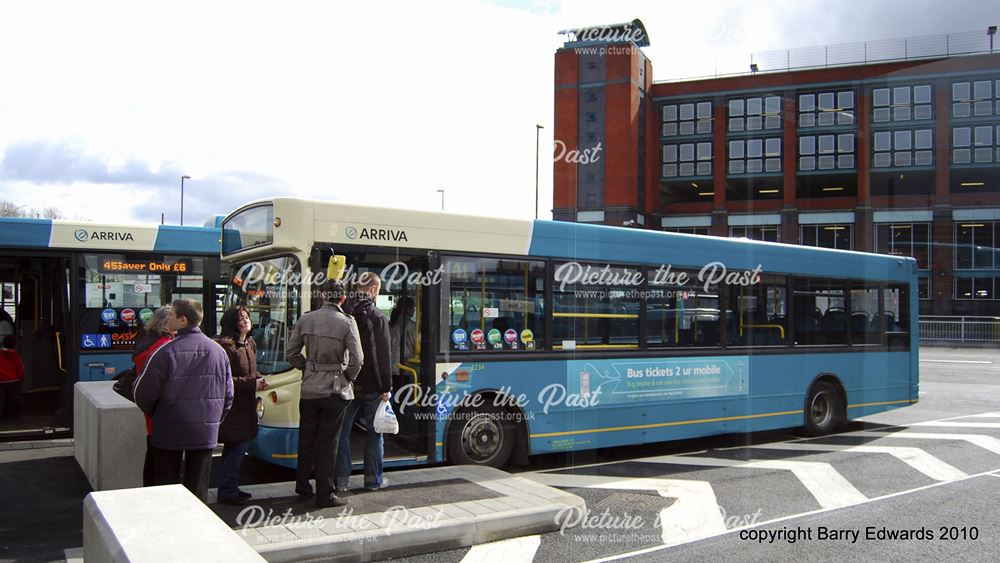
xmin=460 ymin=535 xmax=540 ymax=563
xmin=912 ymin=421 xmax=1000 ymax=429
xmin=585 ymin=469 xmax=1000 ymax=563
xmin=639 ymin=455 xmax=866 ymax=509
xmin=919 ymin=359 xmax=992 ymax=364
xmin=850 ymin=431 xmax=1000 ymax=456
xmin=752 ymin=443 xmax=968 ymax=482
xmin=959 ymin=412 xmax=1000 ymax=418
xmin=523 ymin=473 xmax=726 ymax=545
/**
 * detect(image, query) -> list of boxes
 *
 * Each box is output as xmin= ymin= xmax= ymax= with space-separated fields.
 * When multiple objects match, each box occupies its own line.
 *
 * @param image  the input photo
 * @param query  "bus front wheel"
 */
xmin=803 ymin=381 xmax=844 ymax=437
xmin=447 ymin=404 xmax=515 ymax=468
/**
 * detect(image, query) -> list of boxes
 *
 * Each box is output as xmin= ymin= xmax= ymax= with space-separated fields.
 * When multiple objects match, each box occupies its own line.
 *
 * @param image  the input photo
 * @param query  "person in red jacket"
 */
xmin=132 ymin=307 xmax=175 ymax=486
xmin=0 ymin=334 xmax=24 ymax=419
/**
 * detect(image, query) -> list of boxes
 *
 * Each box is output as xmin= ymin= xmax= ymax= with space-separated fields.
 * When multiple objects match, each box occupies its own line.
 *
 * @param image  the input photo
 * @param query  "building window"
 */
xmin=728 ymin=95 xmax=782 ymax=132
xmin=801 ymin=224 xmax=853 ymax=250
xmin=663 ymin=142 xmax=712 ymax=177
xmin=955 ymin=221 xmax=999 ymax=269
xmin=799 ymin=133 xmax=855 ymax=171
xmin=728 ymin=138 xmax=781 ymax=174
xmin=955 ymin=277 xmax=1000 ymax=300
xmin=663 ymin=101 xmax=712 ymax=137
xmin=952 ymin=125 xmax=1000 ymax=164
xmin=872 ymin=84 xmax=932 ymax=123
xmin=872 ymin=129 xmax=933 ymax=168
xmin=730 ymin=226 xmax=779 ymax=242
xmin=799 ymin=90 xmax=854 ymax=127
xmin=952 ymin=79 xmax=1000 ymax=118
xmin=664 ymin=227 xmax=710 ymax=235
xmin=875 ymin=223 xmax=931 ymax=269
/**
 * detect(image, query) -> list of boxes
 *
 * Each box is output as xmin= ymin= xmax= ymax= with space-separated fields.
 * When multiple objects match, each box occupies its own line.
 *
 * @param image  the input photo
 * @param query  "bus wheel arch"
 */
xmin=803 ymin=374 xmax=847 ymax=437
xmin=445 ymin=391 xmax=528 ymax=468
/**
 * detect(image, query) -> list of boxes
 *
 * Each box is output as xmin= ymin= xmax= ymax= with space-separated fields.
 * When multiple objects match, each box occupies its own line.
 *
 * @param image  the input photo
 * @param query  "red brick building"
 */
xmin=553 ymin=20 xmax=1000 ymax=316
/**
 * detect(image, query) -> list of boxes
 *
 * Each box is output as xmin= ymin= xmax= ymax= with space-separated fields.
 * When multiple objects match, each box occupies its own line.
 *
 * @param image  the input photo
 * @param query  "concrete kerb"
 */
xmin=236 ymin=465 xmax=585 ymax=562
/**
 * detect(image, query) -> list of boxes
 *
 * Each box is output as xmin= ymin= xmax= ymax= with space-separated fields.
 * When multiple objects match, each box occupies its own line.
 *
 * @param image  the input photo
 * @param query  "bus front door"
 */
xmin=0 ymin=255 xmax=70 ymax=438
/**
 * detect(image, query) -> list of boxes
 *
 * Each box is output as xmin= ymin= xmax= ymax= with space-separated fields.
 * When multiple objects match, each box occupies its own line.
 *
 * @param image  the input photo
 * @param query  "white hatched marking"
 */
xmin=753 ymin=443 xmax=968 ymax=482
xmin=851 ymin=431 xmax=1000 ymax=456
xmin=920 ymin=359 xmax=991 ymax=364
xmin=639 ymin=455 xmax=866 ymax=509
xmin=524 ymin=473 xmax=726 ymax=545
xmin=461 ymin=535 xmax=540 ymax=563
xmin=912 ymin=421 xmax=1000 ymax=429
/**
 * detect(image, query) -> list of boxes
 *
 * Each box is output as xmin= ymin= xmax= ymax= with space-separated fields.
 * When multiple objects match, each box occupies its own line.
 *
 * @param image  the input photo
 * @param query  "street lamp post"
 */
xmin=436 ymin=189 xmax=445 ymax=211
xmin=180 ymin=175 xmax=191 ymax=225
xmin=535 ymin=124 xmax=543 ymax=220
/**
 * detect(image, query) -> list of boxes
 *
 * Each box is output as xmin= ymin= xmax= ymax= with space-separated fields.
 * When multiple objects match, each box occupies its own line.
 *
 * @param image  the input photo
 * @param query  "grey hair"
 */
xmin=144 ymin=306 xmax=173 ymax=336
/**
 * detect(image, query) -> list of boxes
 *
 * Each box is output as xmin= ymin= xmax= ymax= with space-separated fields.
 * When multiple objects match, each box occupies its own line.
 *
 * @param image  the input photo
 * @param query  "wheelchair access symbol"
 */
xmin=81 ymin=334 xmax=112 ymax=349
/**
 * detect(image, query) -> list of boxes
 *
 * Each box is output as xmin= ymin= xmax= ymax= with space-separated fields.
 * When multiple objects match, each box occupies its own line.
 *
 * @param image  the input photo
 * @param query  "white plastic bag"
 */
xmin=373 ymin=399 xmax=399 ymax=434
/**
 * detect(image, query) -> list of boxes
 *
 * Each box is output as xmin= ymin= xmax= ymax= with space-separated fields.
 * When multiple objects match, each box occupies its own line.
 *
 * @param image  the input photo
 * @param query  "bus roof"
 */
xmin=0 ymin=217 xmax=219 ymax=254
xmin=225 ymin=197 xmax=916 ymax=283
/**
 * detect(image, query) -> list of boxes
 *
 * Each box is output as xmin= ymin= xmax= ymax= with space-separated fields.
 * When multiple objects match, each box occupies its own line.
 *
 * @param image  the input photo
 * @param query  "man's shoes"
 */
xmin=315 ymin=496 xmax=349 ymax=508
xmin=363 ymin=477 xmax=387 ymax=492
xmin=236 ymin=490 xmax=252 ymax=499
xmin=295 ymin=490 xmax=314 ymax=503
xmin=217 ymin=494 xmax=248 ymax=506
xmin=335 ymin=487 xmax=349 ymax=493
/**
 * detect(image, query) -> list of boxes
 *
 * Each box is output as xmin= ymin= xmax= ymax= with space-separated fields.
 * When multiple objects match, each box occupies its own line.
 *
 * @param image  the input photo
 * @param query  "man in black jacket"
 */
xmin=335 ymin=272 xmax=391 ymax=492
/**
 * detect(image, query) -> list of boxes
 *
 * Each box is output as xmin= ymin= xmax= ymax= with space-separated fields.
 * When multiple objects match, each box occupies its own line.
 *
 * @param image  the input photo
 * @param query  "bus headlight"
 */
xmin=268 ymin=389 xmax=292 ymax=405
xmin=256 ymin=397 xmax=265 ymax=420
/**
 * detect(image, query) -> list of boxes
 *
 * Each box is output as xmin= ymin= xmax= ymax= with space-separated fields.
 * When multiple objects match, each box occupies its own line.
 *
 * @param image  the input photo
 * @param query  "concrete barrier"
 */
xmin=74 ymin=381 xmax=147 ymax=491
xmin=84 ymin=484 xmax=264 ymax=562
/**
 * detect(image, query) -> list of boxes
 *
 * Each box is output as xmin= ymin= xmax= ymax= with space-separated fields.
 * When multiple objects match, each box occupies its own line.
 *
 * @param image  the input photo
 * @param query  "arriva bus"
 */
xmin=221 ymin=197 xmax=918 ymax=469
xmin=0 ymin=217 xmax=226 ymax=438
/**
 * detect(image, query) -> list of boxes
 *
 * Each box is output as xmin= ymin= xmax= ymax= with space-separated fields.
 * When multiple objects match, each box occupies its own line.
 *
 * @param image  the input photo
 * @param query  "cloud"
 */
xmin=0 ymin=140 xmax=288 ymax=224
xmin=0 ymin=140 xmax=181 ymax=186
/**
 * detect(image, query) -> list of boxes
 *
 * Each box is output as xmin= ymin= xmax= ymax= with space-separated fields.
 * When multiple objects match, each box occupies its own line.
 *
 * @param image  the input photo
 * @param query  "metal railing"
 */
xmin=919 ymin=315 xmax=1000 ymax=343
xmin=659 ymin=28 xmax=998 ymax=83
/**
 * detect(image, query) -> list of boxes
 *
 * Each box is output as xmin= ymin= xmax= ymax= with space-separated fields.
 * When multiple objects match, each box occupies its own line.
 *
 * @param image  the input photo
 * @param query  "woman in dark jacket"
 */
xmin=215 ymin=306 xmax=266 ymax=504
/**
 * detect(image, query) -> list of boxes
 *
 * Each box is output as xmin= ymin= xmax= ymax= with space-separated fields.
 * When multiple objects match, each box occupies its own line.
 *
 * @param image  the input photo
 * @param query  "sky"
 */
xmin=0 ymin=0 xmax=998 ymax=225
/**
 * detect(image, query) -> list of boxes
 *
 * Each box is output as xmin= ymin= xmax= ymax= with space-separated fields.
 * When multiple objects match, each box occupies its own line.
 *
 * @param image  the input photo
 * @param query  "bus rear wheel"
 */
xmin=803 ymin=381 xmax=844 ymax=437
xmin=447 ymin=403 xmax=514 ymax=468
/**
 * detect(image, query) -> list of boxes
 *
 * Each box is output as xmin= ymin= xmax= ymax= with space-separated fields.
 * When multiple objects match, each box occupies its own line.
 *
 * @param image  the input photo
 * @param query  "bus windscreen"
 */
xmin=222 ymin=204 xmax=274 ymax=256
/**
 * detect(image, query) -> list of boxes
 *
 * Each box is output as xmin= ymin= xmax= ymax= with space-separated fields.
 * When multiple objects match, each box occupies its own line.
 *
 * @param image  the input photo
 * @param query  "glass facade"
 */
xmin=728 ymin=95 xmax=782 ymax=132
xmin=799 ymin=90 xmax=855 ymax=127
xmin=801 ymin=224 xmax=853 ymax=250
xmin=729 ymin=138 xmax=782 ymax=174
xmin=799 ymin=133 xmax=856 ymax=171
xmin=872 ymin=128 xmax=934 ymax=167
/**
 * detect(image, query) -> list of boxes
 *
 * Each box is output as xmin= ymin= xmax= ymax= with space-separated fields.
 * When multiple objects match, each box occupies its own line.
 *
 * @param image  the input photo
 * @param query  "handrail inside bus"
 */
xmin=55 ymin=331 xmax=64 ymax=372
xmin=397 ymin=363 xmax=419 ymax=386
xmin=552 ymin=312 xmax=640 ymax=319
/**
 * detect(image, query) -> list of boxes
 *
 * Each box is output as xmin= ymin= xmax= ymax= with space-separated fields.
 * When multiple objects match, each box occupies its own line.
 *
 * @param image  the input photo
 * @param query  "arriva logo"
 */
xmin=346 ymin=226 xmax=409 ymax=242
xmin=76 ymin=231 xmax=136 ymax=242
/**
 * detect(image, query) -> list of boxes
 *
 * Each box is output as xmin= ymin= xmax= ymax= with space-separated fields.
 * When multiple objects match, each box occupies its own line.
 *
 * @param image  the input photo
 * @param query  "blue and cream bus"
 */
xmin=222 ymin=197 xmax=918 ymax=469
xmin=0 ymin=217 xmax=225 ymax=438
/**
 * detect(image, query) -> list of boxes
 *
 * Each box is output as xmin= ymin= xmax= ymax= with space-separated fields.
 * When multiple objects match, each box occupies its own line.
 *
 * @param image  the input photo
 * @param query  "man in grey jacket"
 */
xmin=286 ymin=279 xmax=363 ymax=508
